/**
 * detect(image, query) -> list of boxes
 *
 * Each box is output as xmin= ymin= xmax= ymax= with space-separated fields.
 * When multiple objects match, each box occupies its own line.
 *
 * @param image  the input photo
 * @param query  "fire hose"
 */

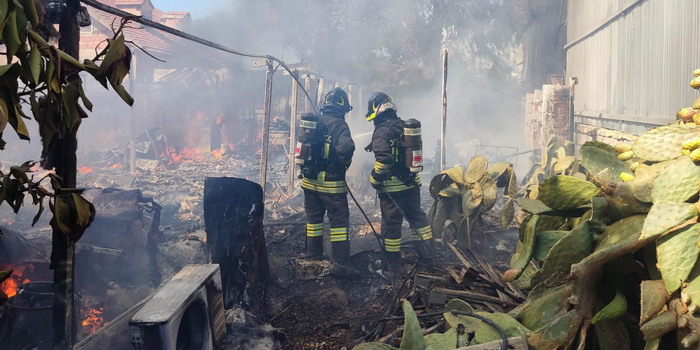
xmin=345 ymin=184 xmax=434 ymax=264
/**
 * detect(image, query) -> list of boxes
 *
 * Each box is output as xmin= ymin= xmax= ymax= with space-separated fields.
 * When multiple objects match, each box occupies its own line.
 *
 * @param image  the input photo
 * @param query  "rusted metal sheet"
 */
xmin=566 ymin=0 xmax=700 ymax=131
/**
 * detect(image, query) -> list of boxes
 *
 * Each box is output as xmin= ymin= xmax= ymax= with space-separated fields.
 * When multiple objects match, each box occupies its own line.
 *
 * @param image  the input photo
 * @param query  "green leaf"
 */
xmin=97 ymin=34 xmax=127 ymax=76
xmin=51 ymin=197 xmax=71 ymax=235
xmin=2 ymin=9 xmax=20 ymax=57
xmin=72 ymin=193 xmax=93 ymax=227
xmin=591 ymin=289 xmax=627 ymax=324
xmin=640 ymin=201 xmax=698 ymax=240
xmin=538 ymin=175 xmax=601 ymax=210
xmin=21 ymin=0 xmax=39 ymax=26
xmin=473 ymin=313 xmax=529 ymax=344
xmin=28 ymin=42 xmax=41 ymax=85
xmin=399 ymin=299 xmax=424 ymax=350
xmin=656 ymin=223 xmax=700 ymax=293
xmin=112 ymin=83 xmax=134 ymax=106
xmin=77 ymin=79 xmax=93 ymax=112
xmin=62 ymin=82 xmax=81 ymax=129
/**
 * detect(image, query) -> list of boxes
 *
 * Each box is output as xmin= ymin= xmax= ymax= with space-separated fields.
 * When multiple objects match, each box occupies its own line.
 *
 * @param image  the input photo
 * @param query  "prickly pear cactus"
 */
xmin=632 ymin=124 xmax=700 ymax=162
xmin=538 ymin=175 xmax=601 ymax=210
xmin=580 ymin=145 xmax=629 ymax=179
xmin=650 ymin=156 xmax=700 ymax=203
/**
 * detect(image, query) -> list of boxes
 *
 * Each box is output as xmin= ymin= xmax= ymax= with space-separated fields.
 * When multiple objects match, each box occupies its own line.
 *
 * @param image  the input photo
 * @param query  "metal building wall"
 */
xmin=566 ymin=0 xmax=700 ymax=135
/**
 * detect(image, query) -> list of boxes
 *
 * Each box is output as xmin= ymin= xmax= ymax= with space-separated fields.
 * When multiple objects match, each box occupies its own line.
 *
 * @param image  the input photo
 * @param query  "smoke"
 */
xmin=1 ymin=0 xmax=560 ymax=178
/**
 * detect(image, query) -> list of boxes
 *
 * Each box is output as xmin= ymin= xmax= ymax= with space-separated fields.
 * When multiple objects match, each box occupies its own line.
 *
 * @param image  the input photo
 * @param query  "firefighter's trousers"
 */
xmin=379 ymin=187 xmax=433 ymax=267
xmin=303 ymin=189 xmax=350 ymax=263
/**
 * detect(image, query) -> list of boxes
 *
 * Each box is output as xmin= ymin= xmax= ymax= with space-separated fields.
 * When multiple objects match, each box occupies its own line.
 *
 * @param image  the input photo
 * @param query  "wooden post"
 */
xmin=258 ymin=60 xmax=274 ymax=193
xmin=440 ymin=48 xmax=448 ymax=172
xmin=53 ymin=0 xmax=80 ymax=348
xmin=288 ymin=70 xmax=298 ymax=194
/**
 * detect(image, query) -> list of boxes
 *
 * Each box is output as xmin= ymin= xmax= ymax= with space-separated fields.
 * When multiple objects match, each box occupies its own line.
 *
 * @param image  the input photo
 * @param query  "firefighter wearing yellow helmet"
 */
xmin=365 ymin=92 xmax=434 ymax=271
xmin=300 ymin=88 xmax=356 ymax=267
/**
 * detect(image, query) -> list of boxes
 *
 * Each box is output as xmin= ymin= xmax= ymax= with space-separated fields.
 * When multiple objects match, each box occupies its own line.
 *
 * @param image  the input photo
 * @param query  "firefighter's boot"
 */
xmin=415 ymin=239 xmax=435 ymax=266
xmin=384 ymin=251 xmax=402 ymax=273
xmin=306 ymin=236 xmax=323 ymax=260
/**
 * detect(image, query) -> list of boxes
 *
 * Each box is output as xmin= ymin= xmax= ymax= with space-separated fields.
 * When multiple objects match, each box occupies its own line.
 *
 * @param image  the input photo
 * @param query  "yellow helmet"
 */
xmin=366 ymin=92 xmax=396 ymax=122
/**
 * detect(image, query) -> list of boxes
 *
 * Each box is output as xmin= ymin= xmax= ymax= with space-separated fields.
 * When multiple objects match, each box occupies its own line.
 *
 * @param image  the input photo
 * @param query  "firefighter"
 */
xmin=301 ymin=88 xmax=356 ymax=266
xmin=365 ymin=92 xmax=434 ymax=271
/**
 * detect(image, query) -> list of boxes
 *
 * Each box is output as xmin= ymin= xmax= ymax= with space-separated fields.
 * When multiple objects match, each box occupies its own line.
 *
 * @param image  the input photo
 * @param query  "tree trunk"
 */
xmin=203 ymin=177 xmax=269 ymax=313
xmin=51 ymin=1 xmax=80 ymax=348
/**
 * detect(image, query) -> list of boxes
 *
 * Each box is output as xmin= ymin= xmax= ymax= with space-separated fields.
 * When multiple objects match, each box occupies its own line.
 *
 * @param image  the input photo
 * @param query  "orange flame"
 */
xmin=81 ymin=307 xmax=105 ymax=334
xmin=105 ymin=163 xmax=122 ymax=170
xmin=212 ymin=148 xmax=224 ymax=159
xmin=78 ymin=166 xmax=94 ymax=174
xmin=0 ymin=264 xmax=34 ymax=298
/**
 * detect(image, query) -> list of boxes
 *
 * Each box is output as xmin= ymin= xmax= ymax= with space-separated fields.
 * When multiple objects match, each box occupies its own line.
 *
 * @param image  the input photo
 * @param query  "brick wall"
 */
xmin=523 ymin=85 xmax=570 ymax=152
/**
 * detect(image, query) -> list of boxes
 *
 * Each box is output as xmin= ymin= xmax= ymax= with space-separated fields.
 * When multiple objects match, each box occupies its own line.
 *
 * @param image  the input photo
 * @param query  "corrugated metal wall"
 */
xmin=566 ymin=0 xmax=700 ymax=134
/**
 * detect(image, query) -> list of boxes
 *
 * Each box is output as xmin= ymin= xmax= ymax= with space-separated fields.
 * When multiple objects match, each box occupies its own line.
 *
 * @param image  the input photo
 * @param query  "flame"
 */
xmin=81 ymin=307 xmax=105 ymax=334
xmin=78 ymin=166 xmax=94 ymax=174
xmin=168 ymin=146 xmax=204 ymax=164
xmin=0 ymin=264 xmax=34 ymax=298
xmin=212 ymin=148 xmax=224 ymax=159
xmin=104 ymin=163 xmax=122 ymax=170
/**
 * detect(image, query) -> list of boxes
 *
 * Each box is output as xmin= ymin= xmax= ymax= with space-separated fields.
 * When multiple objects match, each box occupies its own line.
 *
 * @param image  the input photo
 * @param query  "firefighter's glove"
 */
xmin=370 ymin=170 xmax=385 ymax=191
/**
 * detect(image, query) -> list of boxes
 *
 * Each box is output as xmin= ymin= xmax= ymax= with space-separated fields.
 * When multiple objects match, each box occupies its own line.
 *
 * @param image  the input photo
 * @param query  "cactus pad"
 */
xmin=516 ymin=283 xmax=571 ymax=331
xmin=429 ymin=173 xmax=452 ymax=199
xmin=505 ymin=215 xmax=538 ymax=282
xmin=683 ymin=262 xmax=700 ymax=309
xmin=488 ymin=162 xmax=511 ymax=179
xmin=538 ymin=220 xmax=601 ymax=287
xmin=473 ymin=313 xmax=529 ymax=344
xmin=501 ymin=197 xmax=515 ymax=228
xmin=444 ymin=165 xmax=465 ymax=185
xmin=526 ymin=310 xmax=583 ymax=350
xmin=640 ymin=201 xmax=698 ymax=240
xmin=650 ymin=156 xmax=700 ymax=203
xmin=479 ymin=176 xmax=498 ymax=211
xmin=465 ymin=182 xmax=483 ymax=210
xmin=399 ymin=299 xmax=425 ymax=350
xmin=640 ymin=280 xmax=670 ymax=324
xmin=580 ymin=145 xmax=629 ymax=179
xmin=629 ymin=161 xmax=671 ymax=203
xmin=656 ymin=223 xmax=700 ymax=293
xmin=582 ymin=140 xmax=618 ymax=155
xmin=538 ymin=175 xmax=601 ymax=210
xmin=632 ymin=124 xmax=700 ymax=162
xmin=596 ymin=215 xmax=646 ymax=250
xmin=534 ymin=230 xmax=568 ymax=261
xmin=465 ymin=156 xmax=488 ymax=183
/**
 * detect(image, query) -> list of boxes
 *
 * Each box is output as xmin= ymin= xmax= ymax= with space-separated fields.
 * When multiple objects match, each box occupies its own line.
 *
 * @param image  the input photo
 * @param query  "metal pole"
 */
xmin=568 ymin=77 xmax=578 ymax=144
xmin=304 ymin=75 xmax=311 ymax=113
xmin=440 ymin=48 xmax=448 ymax=172
xmin=129 ymin=74 xmax=136 ymax=174
xmin=288 ymin=70 xmax=298 ymax=193
xmin=259 ymin=60 xmax=274 ymax=193
xmin=316 ymin=76 xmax=325 ymax=106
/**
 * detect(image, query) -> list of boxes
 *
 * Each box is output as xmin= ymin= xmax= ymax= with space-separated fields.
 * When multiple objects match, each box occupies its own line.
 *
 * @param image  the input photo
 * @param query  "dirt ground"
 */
xmin=258 ymin=218 xmax=518 ymax=350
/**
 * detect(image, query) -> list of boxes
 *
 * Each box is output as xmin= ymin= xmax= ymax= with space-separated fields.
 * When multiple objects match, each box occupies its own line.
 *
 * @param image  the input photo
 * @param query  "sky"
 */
xmin=150 ymin=0 xmax=229 ymax=19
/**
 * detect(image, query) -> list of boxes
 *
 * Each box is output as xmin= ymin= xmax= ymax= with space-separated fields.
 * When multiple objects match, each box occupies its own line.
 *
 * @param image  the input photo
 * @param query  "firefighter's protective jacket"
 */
xmin=301 ymin=114 xmax=355 ymax=194
xmin=370 ymin=115 xmax=421 ymax=192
